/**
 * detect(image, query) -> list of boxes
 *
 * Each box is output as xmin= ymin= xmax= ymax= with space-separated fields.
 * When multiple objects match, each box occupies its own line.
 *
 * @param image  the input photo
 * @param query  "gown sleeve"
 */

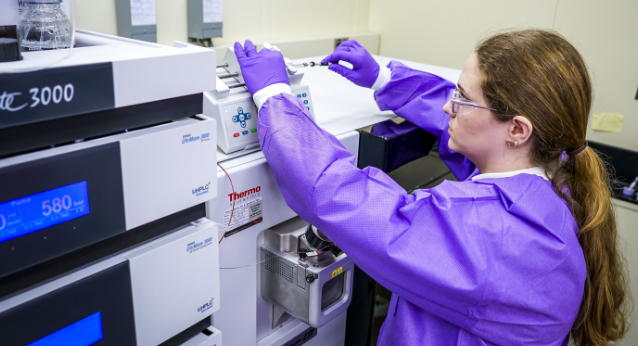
xmin=258 ymin=93 xmax=492 ymax=330
xmin=374 ymin=60 xmax=477 ymax=181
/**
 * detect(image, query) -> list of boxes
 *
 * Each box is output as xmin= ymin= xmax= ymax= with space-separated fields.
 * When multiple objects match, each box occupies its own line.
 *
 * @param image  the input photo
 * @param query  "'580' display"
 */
xmin=0 ymin=181 xmax=90 ymax=244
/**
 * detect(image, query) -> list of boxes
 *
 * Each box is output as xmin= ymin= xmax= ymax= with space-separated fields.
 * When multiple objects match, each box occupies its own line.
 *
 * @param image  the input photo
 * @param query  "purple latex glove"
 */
xmin=234 ymin=40 xmax=289 ymax=95
xmin=321 ymin=40 xmax=380 ymax=88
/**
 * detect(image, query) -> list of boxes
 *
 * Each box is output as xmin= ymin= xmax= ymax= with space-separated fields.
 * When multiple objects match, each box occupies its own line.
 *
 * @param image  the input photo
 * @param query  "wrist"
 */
xmin=253 ymin=83 xmax=293 ymax=108
xmin=371 ymin=65 xmax=392 ymax=91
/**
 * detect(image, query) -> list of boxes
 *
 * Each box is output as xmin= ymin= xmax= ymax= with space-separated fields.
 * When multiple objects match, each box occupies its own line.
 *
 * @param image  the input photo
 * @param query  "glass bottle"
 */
xmin=17 ymin=0 xmax=73 ymax=51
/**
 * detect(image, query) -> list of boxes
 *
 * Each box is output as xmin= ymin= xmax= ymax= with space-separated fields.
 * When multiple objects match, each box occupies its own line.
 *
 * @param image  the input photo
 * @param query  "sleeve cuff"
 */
xmin=371 ymin=66 xmax=392 ymax=91
xmin=253 ymin=83 xmax=293 ymax=108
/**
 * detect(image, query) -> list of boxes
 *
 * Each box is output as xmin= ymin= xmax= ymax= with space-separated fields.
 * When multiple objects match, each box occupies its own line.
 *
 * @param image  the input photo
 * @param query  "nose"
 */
xmin=443 ymin=100 xmax=455 ymax=118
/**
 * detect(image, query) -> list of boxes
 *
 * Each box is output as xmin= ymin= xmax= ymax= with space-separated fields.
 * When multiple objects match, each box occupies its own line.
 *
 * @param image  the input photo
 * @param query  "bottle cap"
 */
xmin=0 ymin=26 xmax=18 ymax=40
xmin=0 ymin=38 xmax=23 ymax=63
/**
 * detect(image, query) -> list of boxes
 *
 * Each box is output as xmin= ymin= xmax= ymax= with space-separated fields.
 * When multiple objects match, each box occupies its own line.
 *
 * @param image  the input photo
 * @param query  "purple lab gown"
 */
xmin=257 ymin=61 xmax=586 ymax=345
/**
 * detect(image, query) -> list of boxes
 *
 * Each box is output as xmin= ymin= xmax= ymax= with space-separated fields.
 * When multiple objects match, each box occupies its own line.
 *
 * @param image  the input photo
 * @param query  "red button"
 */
xmin=233 ymin=133 xmax=240 ymax=137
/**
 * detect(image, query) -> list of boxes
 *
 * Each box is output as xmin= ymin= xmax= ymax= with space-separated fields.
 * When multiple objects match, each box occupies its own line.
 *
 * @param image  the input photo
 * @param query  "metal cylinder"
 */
xmin=218 ymin=73 xmax=239 ymax=79
xmin=304 ymin=225 xmax=332 ymax=251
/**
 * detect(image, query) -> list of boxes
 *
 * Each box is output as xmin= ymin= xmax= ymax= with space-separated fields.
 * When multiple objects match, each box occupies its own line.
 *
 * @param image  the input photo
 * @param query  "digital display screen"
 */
xmin=0 ymin=181 xmax=90 ymax=244
xmin=28 ymin=311 xmax=104 ymax=346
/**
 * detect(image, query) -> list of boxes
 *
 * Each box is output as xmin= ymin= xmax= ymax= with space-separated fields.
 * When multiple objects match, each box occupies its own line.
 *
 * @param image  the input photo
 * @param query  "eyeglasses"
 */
xmin=450 ymin=88 xmax=496 ymax=115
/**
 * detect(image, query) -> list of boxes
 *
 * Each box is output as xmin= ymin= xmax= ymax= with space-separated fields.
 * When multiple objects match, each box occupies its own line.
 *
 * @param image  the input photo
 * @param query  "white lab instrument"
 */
xmin=204 ymin=47 xmax=315 ymax=154
xmin=0 ymin=29 xmax=221 ymax=346
xmin=0 ymin=116 xmax=217 ymax=283
xmin=0 ymin=219 xmax=221 ymax=346
xmin=0 ymin=30 xmax=216 ymax=156
xmin=127 ymin=219 xmax=220 ymax=346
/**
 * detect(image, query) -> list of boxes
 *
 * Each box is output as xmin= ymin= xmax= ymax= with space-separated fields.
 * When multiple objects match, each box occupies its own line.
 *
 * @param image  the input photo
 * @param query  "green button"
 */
xmin=250 ymin=128 xmax=257 ymax=133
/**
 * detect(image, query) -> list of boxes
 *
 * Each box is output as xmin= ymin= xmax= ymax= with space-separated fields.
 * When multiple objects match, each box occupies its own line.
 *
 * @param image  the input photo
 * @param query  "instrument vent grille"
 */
xmin=264 ymin=253 xmax=294 ymax=283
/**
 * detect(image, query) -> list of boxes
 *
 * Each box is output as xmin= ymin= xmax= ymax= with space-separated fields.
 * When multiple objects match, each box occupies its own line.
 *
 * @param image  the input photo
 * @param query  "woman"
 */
xmin=233 ymin=29 xmax=627 ymax=345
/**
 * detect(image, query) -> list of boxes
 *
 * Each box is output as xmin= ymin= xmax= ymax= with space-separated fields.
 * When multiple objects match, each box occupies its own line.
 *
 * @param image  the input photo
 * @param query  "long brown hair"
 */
xmin=475 ymin=29 xmax=628 ymax=345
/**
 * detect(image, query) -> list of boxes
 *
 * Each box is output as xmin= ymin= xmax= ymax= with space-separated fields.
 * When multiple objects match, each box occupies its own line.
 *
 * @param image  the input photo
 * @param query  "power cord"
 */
xmin=217 ymin=162 xmax=234 ymax=244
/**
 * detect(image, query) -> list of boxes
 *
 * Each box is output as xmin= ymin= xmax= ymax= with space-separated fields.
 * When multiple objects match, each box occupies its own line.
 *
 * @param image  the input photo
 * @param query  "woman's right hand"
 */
xmin=322 ymin=40 xmax=380 ymax=89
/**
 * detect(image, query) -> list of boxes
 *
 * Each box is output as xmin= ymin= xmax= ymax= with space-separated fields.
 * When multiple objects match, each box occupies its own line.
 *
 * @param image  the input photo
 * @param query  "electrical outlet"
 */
xmin=334 ymin=37 xmax=349 ymax=49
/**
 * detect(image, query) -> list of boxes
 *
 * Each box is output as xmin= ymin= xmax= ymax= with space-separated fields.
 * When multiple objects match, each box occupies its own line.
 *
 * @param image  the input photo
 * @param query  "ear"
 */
xmin=508 ymin=115 xmax=533 ymax=145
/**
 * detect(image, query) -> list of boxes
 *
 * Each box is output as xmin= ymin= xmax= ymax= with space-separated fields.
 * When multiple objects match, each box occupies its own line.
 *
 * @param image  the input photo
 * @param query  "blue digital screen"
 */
xmin=28 ymin=311 xmax=104 ymax=346
xmin=0 ymin=181 xmax=90 ymax=244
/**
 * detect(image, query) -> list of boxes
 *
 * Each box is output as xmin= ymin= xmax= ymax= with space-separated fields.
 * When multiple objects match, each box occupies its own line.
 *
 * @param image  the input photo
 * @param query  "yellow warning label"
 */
xmin=332 ymin=267 xmax=343 ymax=278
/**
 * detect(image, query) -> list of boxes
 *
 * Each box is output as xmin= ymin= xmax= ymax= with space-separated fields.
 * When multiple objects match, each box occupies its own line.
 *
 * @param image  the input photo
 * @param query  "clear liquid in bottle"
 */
xmin=17 ymin=1 xmax=72 ymax=51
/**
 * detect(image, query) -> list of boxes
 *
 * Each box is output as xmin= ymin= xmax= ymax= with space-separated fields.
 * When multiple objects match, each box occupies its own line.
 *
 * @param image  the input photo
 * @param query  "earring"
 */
xmin=506 ymin=140 xmax=515 ymax=148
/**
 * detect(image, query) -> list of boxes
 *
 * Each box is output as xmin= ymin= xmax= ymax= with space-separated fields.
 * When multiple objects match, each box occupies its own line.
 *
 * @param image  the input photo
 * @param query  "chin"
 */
xmin=448 ymin=137 xmax=460 ymax=153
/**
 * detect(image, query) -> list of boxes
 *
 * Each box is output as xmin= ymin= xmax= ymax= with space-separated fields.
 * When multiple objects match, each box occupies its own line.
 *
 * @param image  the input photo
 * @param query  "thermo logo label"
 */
xmin=332 ymin=267 xmax=343 ymax=278
xmin=224 ymin=185 xmax=263 ymax=237
xmin=228 ymin=186 xmax=261 ymax=202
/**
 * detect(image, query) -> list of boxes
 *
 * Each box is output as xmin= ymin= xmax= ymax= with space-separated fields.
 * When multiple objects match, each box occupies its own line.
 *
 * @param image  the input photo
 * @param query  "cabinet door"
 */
xmin=615 ymin=202 xmax=638 ymax=346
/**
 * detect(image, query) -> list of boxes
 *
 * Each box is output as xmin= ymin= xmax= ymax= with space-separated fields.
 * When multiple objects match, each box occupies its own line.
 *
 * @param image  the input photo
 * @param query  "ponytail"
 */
xmin=476 ymin=29 xmax=629 ymax=345
xmin=554 ymin=148 xmax=628 ymax=345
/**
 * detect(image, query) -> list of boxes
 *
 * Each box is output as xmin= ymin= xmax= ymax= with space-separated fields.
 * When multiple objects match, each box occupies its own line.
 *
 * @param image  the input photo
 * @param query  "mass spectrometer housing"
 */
xmin=261 ymin=217 xmax=354 ymax=329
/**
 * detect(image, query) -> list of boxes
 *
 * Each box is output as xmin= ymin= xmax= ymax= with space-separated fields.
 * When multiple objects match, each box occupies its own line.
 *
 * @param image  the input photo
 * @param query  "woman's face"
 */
xmin=443 ymin=52 xmax=511 ymax=166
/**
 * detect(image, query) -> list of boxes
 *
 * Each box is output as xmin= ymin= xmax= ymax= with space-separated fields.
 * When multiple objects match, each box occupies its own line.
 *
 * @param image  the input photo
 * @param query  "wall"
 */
xmin=553 ymin=1 xmax=638 ymax=152
xmin=74 ymin=0 xmax=370 ymax=46
xmin=369 ymin=0 xmax=557 ymax=74
xmin=75 ymin=0 xmax=118 ymax=36
xmin=369 ymin=0 xmax=638 ymax=151
xmin=209 ymin=33 xmax=380 ymax=65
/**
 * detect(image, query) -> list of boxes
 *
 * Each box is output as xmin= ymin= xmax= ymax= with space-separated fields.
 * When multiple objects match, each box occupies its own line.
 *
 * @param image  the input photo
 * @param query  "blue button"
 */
xmin=303 ymin=100 xmax=308 ymax=105
xmin=297 ymin=94 xmax=302 ymax=98
xmin=306 ymin=106 xmax=310 ymax=110
xmin=242 ymin=130 xmax=249 ymax=135
xmin=302 ymin=93 xmax=307 ymax=97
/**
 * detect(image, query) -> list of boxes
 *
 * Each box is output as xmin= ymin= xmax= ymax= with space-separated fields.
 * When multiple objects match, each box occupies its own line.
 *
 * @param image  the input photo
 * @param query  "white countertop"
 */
xmin=295 ymin=55 xmax=461 ymax=137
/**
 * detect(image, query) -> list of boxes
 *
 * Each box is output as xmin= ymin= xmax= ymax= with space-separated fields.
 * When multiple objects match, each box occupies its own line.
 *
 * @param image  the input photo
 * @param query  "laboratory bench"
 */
xmin=588 ymin=141 xmax=638 ymax=206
